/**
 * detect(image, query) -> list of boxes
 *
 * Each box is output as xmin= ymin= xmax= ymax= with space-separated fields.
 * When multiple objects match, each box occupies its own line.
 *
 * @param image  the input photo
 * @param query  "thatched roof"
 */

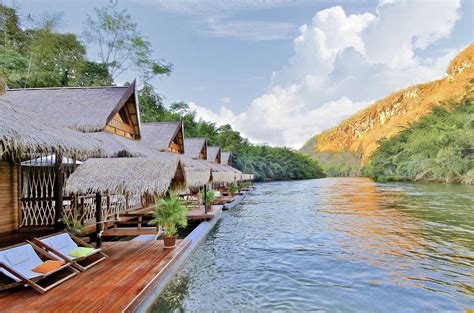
xmin=229 ymin=166 xmax=243 ymax=181
xmin=200 ymin=160 xmax=236 ymax=184
xmin=140 ymin=121 xmax=182 ymax=151
xmin=207 ymin=146 xmax=221 ymax=163
xmin=88 ymin=131 xmax=154 ymax=158
xmin=184 ymin=137 xmax=207 ymax=159
xmin=178 ymin=154 xmax=211 ymax=188
xmin=2 ymin=83 xmax=138 ymax=133
xmin=65 ymin=154 xmax=180 ymax=195
xmin=221 ymin=152 xmax=232 ymax=165
xmin=0 ymin=99 xmax=102 ymax=158
xmin=242 ymin=174 xmax=254 ymax=180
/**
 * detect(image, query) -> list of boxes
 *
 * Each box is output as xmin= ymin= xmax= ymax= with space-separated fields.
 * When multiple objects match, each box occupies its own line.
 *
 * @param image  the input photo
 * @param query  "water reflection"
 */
xmin=152 ymin=178 xmax=474 ymax=312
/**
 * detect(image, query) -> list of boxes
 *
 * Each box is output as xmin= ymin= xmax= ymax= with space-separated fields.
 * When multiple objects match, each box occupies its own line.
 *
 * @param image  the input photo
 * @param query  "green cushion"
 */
xmin=68 ymin=247 xmax=94 ymax=258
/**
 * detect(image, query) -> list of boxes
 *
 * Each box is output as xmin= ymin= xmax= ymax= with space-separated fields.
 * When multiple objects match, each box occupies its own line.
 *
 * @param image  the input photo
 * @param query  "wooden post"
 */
xmin=95 ymin=193 xmax=102 ymax=248
xmin=54 ymin=152 xmax=64 ymax=231
xmin=204 ymin=185 xmax=208 ymax=214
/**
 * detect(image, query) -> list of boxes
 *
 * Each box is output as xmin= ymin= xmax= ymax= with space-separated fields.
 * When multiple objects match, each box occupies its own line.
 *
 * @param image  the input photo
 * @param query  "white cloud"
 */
xmin=204 ymin=19 xmax=295 ymax=41
xmin=188 ymin=0 xmax=463 ymax=148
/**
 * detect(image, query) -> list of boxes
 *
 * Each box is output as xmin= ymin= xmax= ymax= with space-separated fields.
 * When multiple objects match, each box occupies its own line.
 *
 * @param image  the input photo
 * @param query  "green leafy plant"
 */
xmin=228 ymin=183 xmax=239 ymax=194
xmin=63 ymin=209 xmax=85 ymax=234
xmin=148 ymin=191 xmax=188 ymax=236
xmin=199 ymin=189 xmax=216 ymax=207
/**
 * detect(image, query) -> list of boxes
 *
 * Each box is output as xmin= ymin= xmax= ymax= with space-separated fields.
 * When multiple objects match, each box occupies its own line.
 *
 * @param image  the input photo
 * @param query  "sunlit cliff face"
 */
xmin=313 ymin=44 xmax=474 ymax=162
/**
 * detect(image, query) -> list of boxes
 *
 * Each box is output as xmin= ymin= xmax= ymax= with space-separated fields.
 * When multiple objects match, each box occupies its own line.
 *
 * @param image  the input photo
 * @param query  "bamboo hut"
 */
xmin=0 ymin=99 xmax=103 ymax=235
xmin=64 ymin=154 xmax=186 ymax=245
xmin=220 ymin=152 xmax=232 ymax=166
xmin=184 ymin=138 xmax=207 ymax=160
xmin=0 ymin=81 xmax=145 ymax=235
xmin=140 ymin=121 xmax=185 ymax=154
xmin=2 ymin=82 xmax=141 ymax=139
xmin=206 ymin=146 xmax=221 ymax=164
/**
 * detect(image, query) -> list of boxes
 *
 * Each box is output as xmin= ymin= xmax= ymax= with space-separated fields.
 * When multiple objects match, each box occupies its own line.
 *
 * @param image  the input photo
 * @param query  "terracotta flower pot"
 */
xmin=163 ymin=235 xmax=177 ymax=248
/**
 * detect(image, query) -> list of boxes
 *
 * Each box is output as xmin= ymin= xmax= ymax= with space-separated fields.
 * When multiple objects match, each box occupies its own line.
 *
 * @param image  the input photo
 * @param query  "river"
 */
xmin=152 ymin=177 xmax=474 ymax=312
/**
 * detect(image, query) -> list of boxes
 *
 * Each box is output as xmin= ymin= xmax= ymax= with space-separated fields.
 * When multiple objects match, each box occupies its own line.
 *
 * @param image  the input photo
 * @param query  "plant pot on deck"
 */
xmin=163 ymin=235 xmax=177 ymax=248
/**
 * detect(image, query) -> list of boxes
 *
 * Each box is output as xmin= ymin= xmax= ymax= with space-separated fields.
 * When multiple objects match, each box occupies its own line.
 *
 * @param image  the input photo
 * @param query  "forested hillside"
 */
xmin=0 ymin=3 xmax=324 ymax=182
xmin=362 ymin=98 xmax=474 ymax=184
xmin=301 ymin=44 xmax=474 ymax=178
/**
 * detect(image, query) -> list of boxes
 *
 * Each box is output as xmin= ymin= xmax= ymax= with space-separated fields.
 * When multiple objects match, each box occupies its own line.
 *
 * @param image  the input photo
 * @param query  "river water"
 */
xmin=152 ymin=177 xmax=474 ymax=312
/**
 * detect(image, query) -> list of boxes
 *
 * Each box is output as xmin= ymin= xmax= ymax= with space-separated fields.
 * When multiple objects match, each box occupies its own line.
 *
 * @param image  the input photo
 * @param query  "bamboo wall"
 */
xmin=0 ymin=160 xmax=19 ymax=233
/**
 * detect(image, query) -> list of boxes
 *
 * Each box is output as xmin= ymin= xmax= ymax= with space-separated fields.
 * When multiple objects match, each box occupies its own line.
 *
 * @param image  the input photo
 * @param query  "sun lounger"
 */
xmin=34 ymin=232 xmax=107 ymax=272
xmin=0 ymin=242 xmax=79 ymax=294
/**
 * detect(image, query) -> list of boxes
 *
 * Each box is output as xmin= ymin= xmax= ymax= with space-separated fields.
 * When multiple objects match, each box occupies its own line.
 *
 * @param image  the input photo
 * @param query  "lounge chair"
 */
xmin=34 ymin=232 xmax=107 ymax=272
xmin=0 ymin=242 xmax=79 ymax=294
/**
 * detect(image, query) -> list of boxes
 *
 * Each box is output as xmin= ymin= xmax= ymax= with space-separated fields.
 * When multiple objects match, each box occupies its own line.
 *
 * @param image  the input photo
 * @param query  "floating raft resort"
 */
xmin=0 ymin=81 xmax=254 ymax=311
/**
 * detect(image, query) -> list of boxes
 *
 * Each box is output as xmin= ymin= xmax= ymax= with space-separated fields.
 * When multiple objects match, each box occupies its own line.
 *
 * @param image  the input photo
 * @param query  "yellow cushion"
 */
xmin=68 ymin=247 xmax=94 ymax=258
xmin=32 ymin=260 xmax=65 ymax=274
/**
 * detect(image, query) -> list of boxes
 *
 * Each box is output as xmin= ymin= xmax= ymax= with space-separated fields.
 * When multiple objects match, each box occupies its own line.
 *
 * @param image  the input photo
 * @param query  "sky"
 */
xmin=8 ymin=0 xmax=474 ymax=148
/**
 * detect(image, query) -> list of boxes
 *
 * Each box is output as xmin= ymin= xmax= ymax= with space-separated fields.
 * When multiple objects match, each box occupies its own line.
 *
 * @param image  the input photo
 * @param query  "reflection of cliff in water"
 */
xmin=317 ymin=178 xmax=473 ymax=295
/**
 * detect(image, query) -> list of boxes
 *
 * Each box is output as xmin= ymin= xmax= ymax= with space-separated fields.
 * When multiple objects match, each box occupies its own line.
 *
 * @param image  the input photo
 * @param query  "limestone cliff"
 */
xmin=302 ymin=43 xmax=474 ymax=164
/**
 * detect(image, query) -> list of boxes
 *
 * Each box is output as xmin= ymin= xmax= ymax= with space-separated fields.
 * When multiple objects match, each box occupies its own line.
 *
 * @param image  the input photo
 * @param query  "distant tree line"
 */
xmin=138 ymin=84 xmax=326 ymax=181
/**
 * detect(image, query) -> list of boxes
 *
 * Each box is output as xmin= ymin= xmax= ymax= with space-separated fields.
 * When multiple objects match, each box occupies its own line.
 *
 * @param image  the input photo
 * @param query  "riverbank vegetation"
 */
xmin=362 ymin=98 xmax=474 ymax=184
xmin=139 ymin=84 xmax=325 ymax=181
xmin=0 ymin=3 xmax=324 ymax=182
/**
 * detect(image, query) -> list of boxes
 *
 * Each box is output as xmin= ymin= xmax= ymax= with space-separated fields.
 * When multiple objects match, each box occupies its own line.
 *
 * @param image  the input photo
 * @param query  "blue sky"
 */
xmin=9 ymin=0 xmax=474 ymax=147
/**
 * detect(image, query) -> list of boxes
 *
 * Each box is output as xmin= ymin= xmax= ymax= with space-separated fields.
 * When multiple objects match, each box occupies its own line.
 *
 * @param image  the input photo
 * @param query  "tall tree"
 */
xmin=83 ymin=0 xmax=171 ymax=83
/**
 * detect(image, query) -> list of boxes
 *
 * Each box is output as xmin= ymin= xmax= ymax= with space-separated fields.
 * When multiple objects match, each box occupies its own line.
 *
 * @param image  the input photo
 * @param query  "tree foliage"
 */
xmin=138 ymin=85 xmax=326 ymax=181
xmin=83 ymin=0 xmax=171 ymax=82
xmin=0 ymin=4 xmax=110 ymax=88
xmin=362 ymin=98 xmax=474 ymax=184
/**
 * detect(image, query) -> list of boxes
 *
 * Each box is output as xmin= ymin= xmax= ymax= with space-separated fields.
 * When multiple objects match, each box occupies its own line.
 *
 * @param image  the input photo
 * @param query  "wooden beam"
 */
xmin=54 ymin=152 xmax=64 ymax=231
xmin=95 ymin=193 xmax=102 ymax=248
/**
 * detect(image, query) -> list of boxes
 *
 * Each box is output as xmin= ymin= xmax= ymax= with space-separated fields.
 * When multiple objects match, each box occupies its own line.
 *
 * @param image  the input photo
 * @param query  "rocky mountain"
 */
xmin=301 ymin=43 xmax=474 ymax=174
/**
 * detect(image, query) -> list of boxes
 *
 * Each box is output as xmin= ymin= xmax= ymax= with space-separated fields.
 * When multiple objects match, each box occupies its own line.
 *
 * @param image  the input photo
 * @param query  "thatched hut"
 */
xmin=0 ymin=99 xmax=103 ymax=235
xmin=178 ymin=155 xmax=212 ymax=189
xmin=207 ymin=146 xmax=221 ymax=164
xmin=140 ymin=121 xmax=185 ymax=154
xmin=2 ymin=82 xmax=141 ymax=139
xmin=0 ymin=82 xmax=145 ymax=235
xmin=184 ymin=138 xmax=207 ymax=160
xmin=221 ymin=152 xmax=232 ymax=166
xmin=65 ymin=155 xmax=184 ymax=196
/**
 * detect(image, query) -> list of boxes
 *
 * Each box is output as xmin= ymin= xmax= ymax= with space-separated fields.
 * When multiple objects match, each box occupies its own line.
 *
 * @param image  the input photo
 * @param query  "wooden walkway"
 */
xmin=0 ymin=239 xmax=191 ymax=312
xmin=186 ymin=205 xmax=223 ymax=220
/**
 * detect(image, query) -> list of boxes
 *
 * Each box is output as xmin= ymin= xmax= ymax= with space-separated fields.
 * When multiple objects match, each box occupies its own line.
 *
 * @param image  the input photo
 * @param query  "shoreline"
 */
xmin=134 ymin=209 xmax=223 ymax=312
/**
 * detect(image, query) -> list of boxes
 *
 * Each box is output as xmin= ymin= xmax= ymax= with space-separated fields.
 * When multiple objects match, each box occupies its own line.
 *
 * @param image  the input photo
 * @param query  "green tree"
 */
xmin=84 ymin=0 xmax=171 ymax=82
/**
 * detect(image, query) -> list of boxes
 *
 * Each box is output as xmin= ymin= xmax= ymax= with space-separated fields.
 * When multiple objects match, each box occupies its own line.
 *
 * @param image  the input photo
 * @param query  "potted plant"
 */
xmin=63 ymin=209 xmax=85 ymax=236
xmin=228 ymin=183 xmax=239 ymax=195
xmin=200 ymin=189 xmax=216 ymax=211
xmin=149 ymin=191 xmax=188 ymax=249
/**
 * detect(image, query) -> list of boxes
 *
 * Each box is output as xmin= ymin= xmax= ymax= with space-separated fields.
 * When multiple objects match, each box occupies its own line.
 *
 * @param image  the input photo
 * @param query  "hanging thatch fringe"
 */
xmin=0 ymin=99 xmax=102 ymax=159
xmin=178 ymin=155 xmax=211 ymax=188
xmin=65 ymin=154 xmax=180 ymax=195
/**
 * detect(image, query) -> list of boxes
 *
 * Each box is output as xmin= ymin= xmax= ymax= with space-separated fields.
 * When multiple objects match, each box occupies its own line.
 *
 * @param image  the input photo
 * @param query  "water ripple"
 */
xmin=152 ymin=178 xmax=474 ymax=312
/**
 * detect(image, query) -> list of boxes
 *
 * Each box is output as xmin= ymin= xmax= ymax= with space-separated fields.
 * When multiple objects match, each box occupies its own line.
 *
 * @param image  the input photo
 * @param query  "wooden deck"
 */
xmin=0 ymin=239 xmax=191 ymax=312
xmin=186 ymin=205 xmax=223 ymax=220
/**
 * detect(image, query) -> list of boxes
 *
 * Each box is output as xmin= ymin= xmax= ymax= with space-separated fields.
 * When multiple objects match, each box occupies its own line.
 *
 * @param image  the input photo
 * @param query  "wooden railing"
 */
xmin=20 ymin=194 xmax=145 ymax=228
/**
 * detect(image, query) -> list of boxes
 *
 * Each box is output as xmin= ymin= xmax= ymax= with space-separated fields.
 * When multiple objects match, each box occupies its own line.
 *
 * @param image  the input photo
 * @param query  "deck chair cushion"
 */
xmin=41 ymin=233 xmax=79 ymax=260
xmin=0 ymin=244 xmax=44 ymax=282
xmin=32 ymin=260 xmax=65 ymax=274
xmin=68 ymin=247 xmax=94 ymax=258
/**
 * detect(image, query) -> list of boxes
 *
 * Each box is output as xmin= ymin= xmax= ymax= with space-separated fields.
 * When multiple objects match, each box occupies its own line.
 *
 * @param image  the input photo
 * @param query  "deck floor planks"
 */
xmin=186 ymin=205 xmax=223 ymax=220
xmin=0 ymin=239 xmax=190 ymax=312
